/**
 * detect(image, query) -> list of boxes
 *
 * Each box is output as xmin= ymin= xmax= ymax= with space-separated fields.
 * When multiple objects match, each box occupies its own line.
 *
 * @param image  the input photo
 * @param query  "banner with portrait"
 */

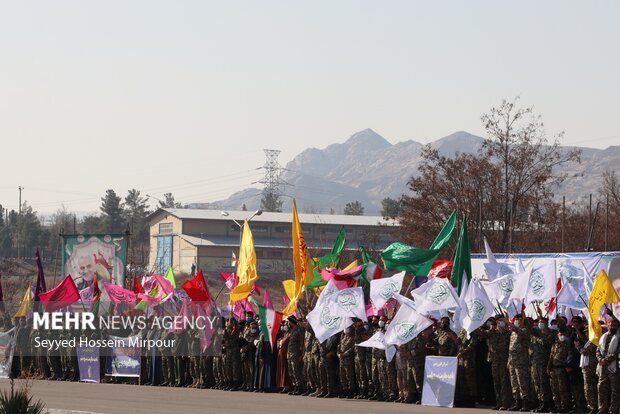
xmin=62 ymin=234 xmax=128 ymax=289
xmin=107 ymin=335 xmax=141 ymax=377
xmin=0 ymin=329 xmax=16 ymax=379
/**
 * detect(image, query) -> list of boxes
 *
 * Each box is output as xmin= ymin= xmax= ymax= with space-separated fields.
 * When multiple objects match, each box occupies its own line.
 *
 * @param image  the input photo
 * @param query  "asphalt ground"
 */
xmin=0 ymin=379 xmax=489 ymax=414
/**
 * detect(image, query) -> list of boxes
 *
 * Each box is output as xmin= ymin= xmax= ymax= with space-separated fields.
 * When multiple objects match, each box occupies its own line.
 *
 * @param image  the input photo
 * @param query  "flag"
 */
xmin=381 ymin=210 xmax=456 ymax=276
xmin=182 ymin=271 xmax=211 ymax=303
xmin=282 ymin=199 xmax=309 ymax=316
xmin=556 ymin=276 xmax=588 ymax=311
xmin=328 ymin=286 xmax=367 ymax=321
xmin=230 ymin=221 xmax=258 ymax=304
xmin=450 ymin=215 xmax=471 ymax=295
xmin=370 ymin=271 xmax=406 ymax=309
xmin=34 ymin=249 xmax=47 ymax=301
xmin=132 ymin=275 xmax=143 ymax=294
xmin=525 ymin=262 xmax=557 ymax=304
xmin=411 ymin=277 xmax=460 ymax=315
xmin=232 ymin=252 xmax=238 ymax=267
xmin=321 ymin=263 xmax=363 ymax=289
xmin=459 ymin=279 xmax=495 ymax=334
xmin=164 ymin=267 xmax=176 ymax=289
xmin=484 ymin=262 xmax=516 ymax=281
xmin=546 ymin=278 xmax=562 ymax=319
xmin=428 ymin=260 xmax=453 ymax=279
xmin=484 ymin=237 xmax=497 ymax=264
xmin=104 ymin=283 xmax=137 ymax=306
xmin=220 ymin=272 xmax=238 ymax=290
xmin=356 ymin=330 xmax=397 ymax=362
xmin=258 ymin=304 xmax=283 ymax=350
xmin=38 ymin=275 xmax=81 ymax=312
xmin=79 ymin=287 xmax=94 ymax=308
xmin=384 ymin=304 xmax=433 ymax=346
xmin=588 ymin=270 xmax=620 ymax=345
xmin=360 ymin=247 xmax=384 ymax=283
xmin=306 ymin=300 xmax=353 ymax=343
xmin=168 ymin=299 xmax=190 ymax=334
xmin=14 ymin=287 xmax=32 ymax=318
xmin=263 ymin=288 xmax=274 ymax=310
xmin=308 ymin=227 xmax=347 ymax=288
xmin=483 ymin=270 xmax=530 ymax=308
xmin=451 ymin=276 xmax=469 ymax=333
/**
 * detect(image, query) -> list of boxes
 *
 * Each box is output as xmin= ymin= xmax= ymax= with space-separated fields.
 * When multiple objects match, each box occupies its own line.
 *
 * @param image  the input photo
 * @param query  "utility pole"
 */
xmin=17 ymin=186 xmax=23 ymax=259
xmin=259 ymin=149 xmax=284 ymax=212
xmin=605 ymin=193 xmax=609 ymax=251
xmin=561 ymin=196 xmax=565 ymax=253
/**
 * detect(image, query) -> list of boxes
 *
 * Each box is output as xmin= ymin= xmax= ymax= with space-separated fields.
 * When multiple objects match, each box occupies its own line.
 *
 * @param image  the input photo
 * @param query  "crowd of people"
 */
xmin=6 ymin=310 xmax=620 ymax=414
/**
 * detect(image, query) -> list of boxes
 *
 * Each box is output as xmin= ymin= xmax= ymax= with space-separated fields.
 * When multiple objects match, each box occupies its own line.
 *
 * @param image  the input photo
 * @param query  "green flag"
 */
xmin=164 ymin=267 xmax=177 ymax=289
xmin=380 ymin=210 xmax=456 ymax=276
xmin=307 ymin=226 xmax=346 ymax=288
xmin=450 ymin=215 xmax=471 ymax=295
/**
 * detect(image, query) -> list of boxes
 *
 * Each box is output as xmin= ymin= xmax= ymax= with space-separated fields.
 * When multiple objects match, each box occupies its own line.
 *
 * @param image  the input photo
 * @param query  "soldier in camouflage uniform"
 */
xmin=529 ymin=317 xmax=554 ymax=412
xmin=241 ymin=321 xmax=260 ymax=391
xmin=318 ymin=333 xmax=339 ymax=398
xmin=480 ymin=317 xmax=513 ymax=410
xmin=596 ymin=319 xmax=619 ymax=414
xmin=337 ymin=326 xmax=356 ymax=398
xmin=188 ymin=328 xmax=203 ymax=387
xmin=369 ymin=317 xmax=388 ymax=401
xmin=434 ymin=317 xmax=458 ymax=357
xmin=302 ymin=322 xmax=319 ymax=396
xmin=548 ymin=328 xmax=571 ymax=413
xmin=456 ymin=328 xmax=478 ymax=407
xmin=507 ymin=314 xmax=534 ymax=411
xmin=223 ymin=318 xmax=242 ymax=390
xmin=354 ymin=320 xmax=370 ymax=399
xmin=286 ymin=316 xmax=305 ymax=395
xmin=385 ymin=321 xmax=398 ymax=402
xmin=159 ymin=327 xmax=176 ymax=386
xmin=573 ymin=317 xmax=598 ymax=414
xmin=409 ymin=326 xmax=431 ymax=403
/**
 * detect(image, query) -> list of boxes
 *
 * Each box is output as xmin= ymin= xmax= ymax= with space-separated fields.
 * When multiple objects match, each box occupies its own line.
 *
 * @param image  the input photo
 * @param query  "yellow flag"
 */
xmin=282 ymin=279 xmax=296 ymax=301
xmin=230 ymin=221 xmax=258 ymax=304
xmin=588 ymin=269 xmax=620 ymax=345
xmin=282 ymin=199 xmax=309 ymax=316
xmin=342 ymin=260 xmax=359 ymax=271
xmin=14 ymin=287 xmax=32 ymax=318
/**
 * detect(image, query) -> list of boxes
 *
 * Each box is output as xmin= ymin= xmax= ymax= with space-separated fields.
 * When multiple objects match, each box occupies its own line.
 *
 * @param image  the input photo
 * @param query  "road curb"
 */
xmin=46 ymin=409 xmax=105 ymax=414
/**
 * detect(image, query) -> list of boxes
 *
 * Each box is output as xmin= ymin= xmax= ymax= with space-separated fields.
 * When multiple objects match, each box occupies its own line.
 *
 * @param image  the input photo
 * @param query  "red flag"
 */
xmin=38 ymin=275 xmax=80 ymax=312
xmin=428 ymin=260 xmax=453 ymax=279
xmin=182 ymin=271 xmax=212 ymax=303
xmin=132 ymin=274 xmax=143 ymax=294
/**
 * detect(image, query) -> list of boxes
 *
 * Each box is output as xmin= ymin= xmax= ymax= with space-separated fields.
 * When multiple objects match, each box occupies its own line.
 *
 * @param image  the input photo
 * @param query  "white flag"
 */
xmin=556 ymin=277 xmax=588 ymax=311
xmin=483 ymin=270 xmax=530 ymax=308
xmin=484 ymin=237 xmax=497 ymax=264
xmin=356 ymin=330 xmax=397 ymax=362
xmin=459 ymin=279 xmax=495 ymax=334
xmin=370 ymin=271 xmax=405 ymax=309
xmin=451 ymin=276 xmax=469 ymax=333
xmin=483 ymin=262 xmax=516 ymax=281
xmin=315 ymin=279 xmax=340 ymax=308
xmin=307 ymin=301 xmax=353 ymax=343
xmin=410 ymin=277 xmax=460 ymax=315
xmin=384 ymin=304 xmax=433 ymax=346
xmin=525 ymin=262 xmax=557 ymax=304
xmin=329 ymin=286 xmax=367 ymax=322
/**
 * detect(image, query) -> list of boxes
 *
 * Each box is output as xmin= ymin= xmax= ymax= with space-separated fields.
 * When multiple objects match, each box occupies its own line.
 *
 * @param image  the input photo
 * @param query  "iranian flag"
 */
xmin=258 ymin=304 xmax=283 ymax=350
xmin=232 ymin=252 xmax=238 ymax=267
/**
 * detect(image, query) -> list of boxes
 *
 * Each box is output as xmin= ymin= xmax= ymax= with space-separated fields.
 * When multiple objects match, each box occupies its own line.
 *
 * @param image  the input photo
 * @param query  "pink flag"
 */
xmin=281 ymin=293 xmax=298 ymax=318
xmin=103 ymin=283 xmax=137 ymax=306
xmin=220 ymin=272 xmax=238 ymax=290
xmin=168 ymin=299 xmax=190 ymax=334
xmin=263 ymin=288 xmax=274 ymax=310
xmin=232 ymin=297 xmax=256 ymax=320
xmin=153 ymin=274 xmax=175 ymax=301
xmin=321 ymin=265 xmax=363 ymax=289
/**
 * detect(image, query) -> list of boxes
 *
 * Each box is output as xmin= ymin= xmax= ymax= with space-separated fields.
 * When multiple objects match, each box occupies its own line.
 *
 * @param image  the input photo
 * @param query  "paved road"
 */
xmin=1 ymin=379 xmax=485 ymax=414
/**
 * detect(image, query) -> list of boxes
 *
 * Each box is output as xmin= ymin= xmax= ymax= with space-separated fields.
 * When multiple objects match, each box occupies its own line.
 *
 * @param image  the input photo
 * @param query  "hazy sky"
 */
xmin=1 ymin=1 xmax=619 ymax=216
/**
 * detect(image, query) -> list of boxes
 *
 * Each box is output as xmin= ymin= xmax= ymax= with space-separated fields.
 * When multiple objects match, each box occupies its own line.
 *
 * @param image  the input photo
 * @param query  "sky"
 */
xmin=1 ymin=1 xmax=619 ymax=216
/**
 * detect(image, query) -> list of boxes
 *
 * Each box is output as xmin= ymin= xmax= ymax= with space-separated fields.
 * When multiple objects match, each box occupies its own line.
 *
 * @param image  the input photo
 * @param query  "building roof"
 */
xmin=179 ymin=234 xmax=364 ymax=250
xmin=151 ymin=208 xmax=399 ymax=227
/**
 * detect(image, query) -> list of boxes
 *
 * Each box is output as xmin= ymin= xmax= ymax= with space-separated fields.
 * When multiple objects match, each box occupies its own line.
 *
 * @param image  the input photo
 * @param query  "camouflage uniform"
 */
xmin=159 ymin=330 xmax=176 ymax=386
xmin=303 ymin=330 xmax=319 ymax=393
xmin=483 ymin=328 xmax=513 ymax=408
xmin=286 ymin=324 xmax=305 ymax=392
xmin=354 ymin=326 xmax=370 ymax=397
xmin=435 ymin=328 xmax=458 ymax=357
xmin=395 ymin=344 xmax=412 ymax=402
xmin=409 ymin=331 xmax=430 ymax=400
xmin=457 ymin=329 xmax=478 ymax=406
xmin=371 ymin=346 xmax=388 ymax=400
xmin=508 ymin=325 xmax=533 ymax=407
xmin=241 ymin=326 xmax=259 ymax=390
xmin=575 ymin=329 xmax=598 ymax=412
xmin=337 ymin=330 xmax=356 ymax=396
xmin=319 ymin=335 xmax=339 ymax=397
xmin=596 ymin=331 xmax=620 ymax=414
xmin=529 ymin=328 xmax=553 ymax=408
xmin=223 ymin=325 xmax=242 ymax=388
xmin=548 ymin=338 xmax=571 ymax=412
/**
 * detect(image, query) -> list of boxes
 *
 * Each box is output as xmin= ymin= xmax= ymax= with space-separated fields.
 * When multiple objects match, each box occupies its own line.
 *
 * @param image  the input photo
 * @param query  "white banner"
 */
xmin=421 ymin=356 xmax=458 ymax=408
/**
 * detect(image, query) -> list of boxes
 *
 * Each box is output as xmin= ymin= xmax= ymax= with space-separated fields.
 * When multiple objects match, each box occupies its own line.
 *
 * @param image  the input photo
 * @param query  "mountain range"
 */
xmin=205 ymin=129 xmax=620 ymax=215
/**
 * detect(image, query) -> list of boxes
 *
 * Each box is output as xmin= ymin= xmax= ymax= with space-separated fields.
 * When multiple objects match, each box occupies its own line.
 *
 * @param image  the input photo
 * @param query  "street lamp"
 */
xmin=221 ymin=209 xmax=263 ymax=246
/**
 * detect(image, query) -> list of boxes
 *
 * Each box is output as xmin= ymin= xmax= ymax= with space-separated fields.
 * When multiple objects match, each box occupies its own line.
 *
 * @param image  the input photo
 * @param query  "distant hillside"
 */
xmin=209 ymin=128 xmax=620 ymax=214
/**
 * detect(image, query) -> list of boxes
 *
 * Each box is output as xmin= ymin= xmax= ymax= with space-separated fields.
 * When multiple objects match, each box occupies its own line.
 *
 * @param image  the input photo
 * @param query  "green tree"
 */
xmin=80 ymin=215 xmax=103 ymax=234
xmin=159 ymin=193 xmax=183 ymax=208
xmin=344 ymin=201 xmax=364 ymax=216
xmin=124 ymin=189 xmax=150 ymax=241
xmin=100 ymin=189 xmax=125 ymax=233
xmin=260 ymin=192 xmax=283 ymax=212
xmin=380 ymin=197 xmax=401 ymax=220
xmin=16 ymin=202 xmax=47 ymax=252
